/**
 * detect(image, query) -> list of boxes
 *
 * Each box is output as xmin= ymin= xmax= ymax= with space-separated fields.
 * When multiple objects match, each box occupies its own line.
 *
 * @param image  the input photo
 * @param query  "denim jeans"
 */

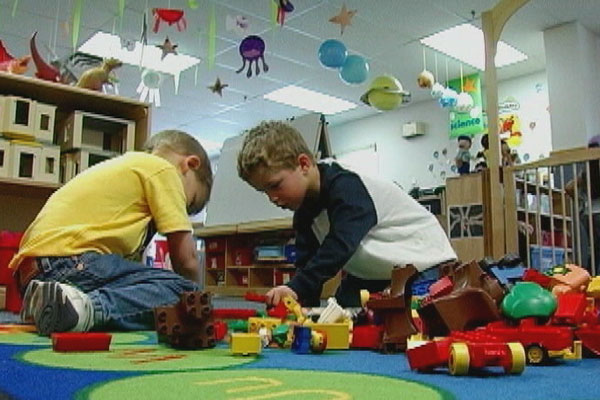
xmin=33 ymin=252 xmax=199 ymax=331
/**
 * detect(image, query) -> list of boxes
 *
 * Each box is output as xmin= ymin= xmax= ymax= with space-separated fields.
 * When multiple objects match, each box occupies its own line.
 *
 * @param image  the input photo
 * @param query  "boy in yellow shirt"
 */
xmin=10 ymin=130 xmax=212 ymax=335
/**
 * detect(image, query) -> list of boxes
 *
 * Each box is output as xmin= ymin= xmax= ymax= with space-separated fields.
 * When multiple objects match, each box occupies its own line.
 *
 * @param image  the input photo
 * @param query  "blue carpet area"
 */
xmin=0 ymin=344 xmax=137 ymax=400
xmin=1 ymin=338 xmax=600 ymax=400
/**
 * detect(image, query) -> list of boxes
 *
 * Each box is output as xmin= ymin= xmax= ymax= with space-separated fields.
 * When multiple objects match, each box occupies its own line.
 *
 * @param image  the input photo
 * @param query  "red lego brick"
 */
xmin=351 ymin=324 xmax=383 ymax=349
xmin=51 ymin=332 xmax=112 ymax=352
xmin=428 ymin=276 xmax=454 ymax=299
xmin=522 ymin=268 xmax=552 ymax=288
xmin=213 ymin=308 xmax=257 ymax=319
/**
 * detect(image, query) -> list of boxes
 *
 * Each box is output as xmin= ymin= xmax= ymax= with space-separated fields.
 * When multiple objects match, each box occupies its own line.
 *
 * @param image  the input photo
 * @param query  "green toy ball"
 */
xmin=360 ymin=74 xmax=410 ymax=111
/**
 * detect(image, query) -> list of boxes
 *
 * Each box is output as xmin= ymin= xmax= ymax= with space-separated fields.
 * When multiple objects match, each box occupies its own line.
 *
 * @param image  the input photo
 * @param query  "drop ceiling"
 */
xmin=0 ymin=0 xmax=599 ymax=154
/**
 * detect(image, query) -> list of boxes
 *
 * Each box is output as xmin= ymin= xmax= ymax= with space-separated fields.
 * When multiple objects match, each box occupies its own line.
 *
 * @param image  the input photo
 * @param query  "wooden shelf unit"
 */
xmin=195 ymin=218 xmax=340 ymax=297
xmin=0 ymin=72 xmax=151 ymax=231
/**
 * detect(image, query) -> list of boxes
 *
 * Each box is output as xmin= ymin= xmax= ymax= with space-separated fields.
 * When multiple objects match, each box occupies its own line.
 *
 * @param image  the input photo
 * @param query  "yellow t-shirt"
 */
xmin=9 ymin=152 xmax=191 ymax=270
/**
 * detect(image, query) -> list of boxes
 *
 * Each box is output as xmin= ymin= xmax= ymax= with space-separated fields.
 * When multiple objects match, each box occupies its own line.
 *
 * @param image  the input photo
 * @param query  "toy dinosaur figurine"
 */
xmin=76 ymin=58 xmax=122 ymax=91
xmin=0 ymin=40 xmax=31 ymax=74
xmin=30 ymin=31 xmax=60 ymax=82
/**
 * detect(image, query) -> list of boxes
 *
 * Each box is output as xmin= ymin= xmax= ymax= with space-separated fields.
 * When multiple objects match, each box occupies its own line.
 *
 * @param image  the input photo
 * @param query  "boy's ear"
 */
xmin=297 ymin=153 xmax=313 ymax=171
xmin=183 ymin=155 xmax=201 ymax=172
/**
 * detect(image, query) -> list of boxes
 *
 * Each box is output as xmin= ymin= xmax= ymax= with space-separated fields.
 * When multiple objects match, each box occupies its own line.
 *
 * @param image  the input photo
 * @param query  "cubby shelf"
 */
xmin=0 ymin=72 xmax=150 ymax=231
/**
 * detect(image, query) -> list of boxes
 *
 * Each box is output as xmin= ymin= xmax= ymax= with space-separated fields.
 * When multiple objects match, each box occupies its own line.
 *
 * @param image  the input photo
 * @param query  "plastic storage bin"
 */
xmin=529 ymin=245 xmax=566 ymax=271
xmin=0 ymin=231 xmax=24 ymax=313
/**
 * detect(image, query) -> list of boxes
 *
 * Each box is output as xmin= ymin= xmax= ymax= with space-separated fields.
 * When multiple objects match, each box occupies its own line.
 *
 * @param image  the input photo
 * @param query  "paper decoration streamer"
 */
xmin=208 ymin=4 xmax=216 ymax=69
xmin=11 ymin=0 xmax=19 ymax=17
xmin=72 ymin=0 xmax=83 ymax=50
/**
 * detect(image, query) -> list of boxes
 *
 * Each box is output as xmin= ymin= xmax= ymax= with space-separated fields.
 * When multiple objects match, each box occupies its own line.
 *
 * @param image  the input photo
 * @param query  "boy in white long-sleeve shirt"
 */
xmin=237 ymin=121 xmax=457 ymax=307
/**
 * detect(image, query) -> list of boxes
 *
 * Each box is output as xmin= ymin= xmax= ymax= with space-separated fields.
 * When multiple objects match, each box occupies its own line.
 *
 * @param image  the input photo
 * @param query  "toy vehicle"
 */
xmin=406 ymin=330 xmax=525 ymax=376
xmin=476 ymin=317 xmax=576 ymax=364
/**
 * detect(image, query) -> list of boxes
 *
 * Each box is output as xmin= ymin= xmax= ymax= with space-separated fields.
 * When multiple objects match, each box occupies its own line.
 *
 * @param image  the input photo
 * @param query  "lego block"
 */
xmin=351 ymin=324 xmax=383 ymax=349
xmin=213 ymin=308 xmax=257 ymax=319
xmin=51 ymin=332 xmax=112 ymax=352
xmin=181 ymin=291 xmax=213 ymax=319
xmin=230 ymin=332 xmax=262 ymax=356
xmin=291 ymin=325 xmax=312 ymax=354
xmin=304 ymin=322 xmax=350 ymax=350
xmin=9 ymin=140 xmax=41 ymax=180
xmin=0 ymin=286 xmax=6 ymax=309
xmin=33 ymin=102 xmax=56 ymax=143
xmin=0 ymin=96 xmax=35 ymax=139
xmin=57 ymin=110 xmax=135 ymax=153
xmin=153 ymin=291 xmax=216 ymax=350
xmin=0 ymin=138 xmax=9 ymax=178
xmin=247 ymin=317 xmax=282 ymax=333
xmin=60 ymin=149 xmax=113 ymax=183
xmin=38 ymin=144 xmax=60 ymax=183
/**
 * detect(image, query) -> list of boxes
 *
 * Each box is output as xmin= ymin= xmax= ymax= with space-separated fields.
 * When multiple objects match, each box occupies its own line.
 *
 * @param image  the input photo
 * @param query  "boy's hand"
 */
xmin=266 ymin=285 xmax=297 ymax=307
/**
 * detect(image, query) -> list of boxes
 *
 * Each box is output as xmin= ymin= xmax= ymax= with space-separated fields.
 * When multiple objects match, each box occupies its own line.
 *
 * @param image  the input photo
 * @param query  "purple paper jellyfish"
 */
xmin=236 ymin=35 xmax=269 ymax=78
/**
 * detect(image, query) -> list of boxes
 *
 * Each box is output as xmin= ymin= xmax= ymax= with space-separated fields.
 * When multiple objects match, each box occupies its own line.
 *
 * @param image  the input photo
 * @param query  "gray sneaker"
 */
xmin=21 ymin=280 xmax=94 ymax=336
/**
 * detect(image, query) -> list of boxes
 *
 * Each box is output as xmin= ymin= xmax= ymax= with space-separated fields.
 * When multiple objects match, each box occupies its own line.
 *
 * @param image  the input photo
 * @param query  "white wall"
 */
xmin=544 ymin=22 xmax=600 ymax=149
xmin=497 ymin=70 xmax=552 ymax=162
xmin=329 ymin=100 xmax=455 ymax=191
xmin=329 ymin=71 xmax=553 ymax=190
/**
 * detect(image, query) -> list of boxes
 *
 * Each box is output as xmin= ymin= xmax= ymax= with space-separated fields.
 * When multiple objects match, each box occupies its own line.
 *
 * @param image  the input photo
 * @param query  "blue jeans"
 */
xmin=32 ymin=252 xmax=199 ymax=331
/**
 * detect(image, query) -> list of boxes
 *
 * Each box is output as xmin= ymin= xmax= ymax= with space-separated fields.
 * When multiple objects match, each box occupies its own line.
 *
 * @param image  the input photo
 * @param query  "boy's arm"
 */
xmin=287 ymin=174 xmax=377 ymax=302
xmin=166 ymin=230 xmax=200 ymax=282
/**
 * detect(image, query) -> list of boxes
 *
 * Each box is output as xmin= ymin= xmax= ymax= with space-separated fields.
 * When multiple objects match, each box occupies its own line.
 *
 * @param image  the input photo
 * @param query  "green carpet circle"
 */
xmin=0 ymin=329 xmax=152 ymax=346
xmin=19 ymin=344 xmax=256 ymax=372
xmin=83 ymin=369 xmax=449 ymax=400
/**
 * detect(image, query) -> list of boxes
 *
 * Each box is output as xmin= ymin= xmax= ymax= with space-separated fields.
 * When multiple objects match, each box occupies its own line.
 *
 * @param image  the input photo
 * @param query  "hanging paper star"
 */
xmin=463 ymin=77 xmax=477 ymax=93
xmin=156 ymin=37 xmax=178 ymax=60
xmin=329 ymin=4 xmax=357 ymax=35
xmin=208 ymin=77 xmax=228 ymax=97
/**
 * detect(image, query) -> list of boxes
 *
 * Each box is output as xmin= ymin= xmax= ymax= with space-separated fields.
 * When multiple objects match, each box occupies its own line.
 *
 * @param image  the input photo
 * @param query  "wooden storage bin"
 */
xmin=9 ymin=140 xmax=41 ymax=180
xmin=0 ymin=138 xmax=9 ymax=178
xmin=38 ymin=145 xmax=60 ymax=184
xmin=59 ymin=149 xmax=114 ymax=183
xmin=0 ymin=95 xmax=35 ymax=139
xmin=57 ymin=111 xmax=135 ymax=153
xmin=33 ymin=102 xmax=56 ymax=143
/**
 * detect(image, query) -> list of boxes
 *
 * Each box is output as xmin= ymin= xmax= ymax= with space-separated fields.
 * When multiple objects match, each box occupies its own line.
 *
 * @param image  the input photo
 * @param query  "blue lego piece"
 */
xmin=489 ymin=265 xmax=525 ymax=286
xmin=291 ymin=325 xmax=312 ymax=354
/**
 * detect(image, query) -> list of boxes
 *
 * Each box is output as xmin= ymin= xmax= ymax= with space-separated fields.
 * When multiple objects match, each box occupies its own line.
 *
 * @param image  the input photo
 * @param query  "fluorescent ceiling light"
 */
xmin=78 ymin=31 xmax=200 ymax=76
xmin=420 ymin=23 xmax=527 ymax=70
xmin=264 ymin=85 xmax=357 ymax=115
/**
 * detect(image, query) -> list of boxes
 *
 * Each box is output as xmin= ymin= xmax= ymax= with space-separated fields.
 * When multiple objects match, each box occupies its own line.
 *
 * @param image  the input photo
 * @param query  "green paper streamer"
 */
xmin=72 ymin=0 xmax=83 ymax=50
xmin=117 ymin=0 xmax=125 ymax=32
xmin=207 ymin=4 xmax=216 ymax=70
xmin=11 ymin=0 xmax=18 ymax=17
xmin=188 ymin=0 xmax=199 ymax=9
xmin=270 ymin=0 xmax=277 ymax=27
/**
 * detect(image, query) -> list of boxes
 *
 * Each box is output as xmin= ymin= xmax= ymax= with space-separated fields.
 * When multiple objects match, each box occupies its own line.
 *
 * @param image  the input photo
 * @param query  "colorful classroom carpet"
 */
xmin=1 ymin=324 xmax=600 ymax=400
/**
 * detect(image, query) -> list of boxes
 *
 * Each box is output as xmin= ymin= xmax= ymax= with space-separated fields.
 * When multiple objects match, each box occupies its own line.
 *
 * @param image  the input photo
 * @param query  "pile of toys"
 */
xmin=179 ymin=255 xmax=600 ymax=377
xmin=52 ymin=256 xmax=600 ymax=379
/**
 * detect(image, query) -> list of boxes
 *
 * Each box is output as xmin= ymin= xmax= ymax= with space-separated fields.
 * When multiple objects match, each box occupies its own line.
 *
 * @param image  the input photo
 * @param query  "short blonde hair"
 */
xmin=237 ymin=120 xmax=314 ymax=182
xmin=144 ymin=130 xmax=213 ymax=205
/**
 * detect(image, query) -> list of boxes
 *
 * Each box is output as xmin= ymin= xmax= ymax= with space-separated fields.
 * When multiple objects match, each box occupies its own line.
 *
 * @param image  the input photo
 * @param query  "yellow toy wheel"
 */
xmin=526 ymin=344 xmax=547 ymax=365
xmin=506 ymin=342 xmax=526 ymax=374
xmin=448 ymin=342 xmax=470 ymax=375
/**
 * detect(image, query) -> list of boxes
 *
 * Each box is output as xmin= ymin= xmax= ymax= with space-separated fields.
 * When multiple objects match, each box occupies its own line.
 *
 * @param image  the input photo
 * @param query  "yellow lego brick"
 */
xmin=230 ymin=333 xmax=262 ymax=356
xmin=304 ymin=321 xmax=350 ymax=350
xmin=586 ymin=277 xmax=600 ymax=298
xmin=247 ymin=317 xmax=283 ymax=333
